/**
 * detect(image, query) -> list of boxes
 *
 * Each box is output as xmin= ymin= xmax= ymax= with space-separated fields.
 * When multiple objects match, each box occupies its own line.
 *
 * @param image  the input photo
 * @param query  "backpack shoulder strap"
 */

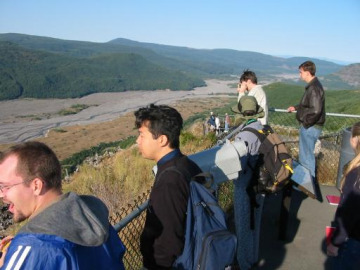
xmin=241 ymin=126 xmax=266 ymax=142
xmin=153 ymin=165 xmax=181 ymax=188
xmin=156 ymin=160 xmax=211 ymax=188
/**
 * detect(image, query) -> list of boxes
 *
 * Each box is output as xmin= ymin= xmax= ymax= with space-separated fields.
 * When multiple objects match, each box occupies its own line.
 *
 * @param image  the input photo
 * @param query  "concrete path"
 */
xmin=257 ymin=185 xmax=340 ymax=270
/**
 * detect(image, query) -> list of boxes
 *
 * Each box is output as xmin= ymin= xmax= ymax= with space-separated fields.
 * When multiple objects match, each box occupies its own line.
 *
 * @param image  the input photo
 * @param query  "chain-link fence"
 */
xmin=109 ymin=192 xmax=150 ymax=270
xmin=112 ymin=109 xmax=360 ymax=269
xmin=267 ymin=109 xmax=360 ymax=185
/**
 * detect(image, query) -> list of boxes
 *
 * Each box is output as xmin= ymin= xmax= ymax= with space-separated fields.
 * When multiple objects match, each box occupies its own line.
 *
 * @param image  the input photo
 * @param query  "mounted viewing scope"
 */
xmin=188 ymin=140 xmax=247 ymax=187
xmin=153 ymin=138 xmax=316 ymax=198
xmin=153 ymin=140 xmax=248 ymax=188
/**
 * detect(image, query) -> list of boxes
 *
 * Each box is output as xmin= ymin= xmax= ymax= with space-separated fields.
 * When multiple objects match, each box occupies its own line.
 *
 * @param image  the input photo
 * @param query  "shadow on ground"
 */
xmin=256 ymin=185 xmax=339 ymax=270
xmin=256 ymin=188 xmax=307 ymax=269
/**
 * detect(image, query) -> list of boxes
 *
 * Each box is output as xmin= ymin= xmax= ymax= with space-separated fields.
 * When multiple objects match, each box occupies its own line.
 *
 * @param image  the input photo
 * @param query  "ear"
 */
xmin=158 ymin=134 xmax=170 ymax=147
xmin=31 ymin=178 xmax=45 ymax=196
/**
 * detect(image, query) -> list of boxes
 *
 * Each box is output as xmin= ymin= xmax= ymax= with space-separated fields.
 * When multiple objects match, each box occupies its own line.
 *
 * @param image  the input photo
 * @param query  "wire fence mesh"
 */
xmin=112 ymin=109 xmax=360 ymax=269
xmin=109 ymin=192 xmax=150 ymax=270
xmin=266 ymin=110 xmax=360 ymax=185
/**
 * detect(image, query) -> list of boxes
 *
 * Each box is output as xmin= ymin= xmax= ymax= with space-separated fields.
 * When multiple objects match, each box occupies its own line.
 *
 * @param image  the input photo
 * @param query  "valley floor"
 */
xmin=0 ymin=79 xmax=236 ymax=159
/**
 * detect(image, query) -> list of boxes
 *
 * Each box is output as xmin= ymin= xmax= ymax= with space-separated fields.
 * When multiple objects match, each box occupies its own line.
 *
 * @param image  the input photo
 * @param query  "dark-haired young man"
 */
xmin=237 ymin=69 xmax=268 ymax=125
xmin=287 ymin=61 xmax=325 ymax=186
xmin=0 ymin=141 xmax=125 ymax=269
xmin=135 ymin=104 xmax=202 ymax=269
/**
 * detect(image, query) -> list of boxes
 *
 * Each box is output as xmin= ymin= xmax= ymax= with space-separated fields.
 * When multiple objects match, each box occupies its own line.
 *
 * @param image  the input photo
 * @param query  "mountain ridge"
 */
xmin=0 ymin=33 xmax=359 ymax=101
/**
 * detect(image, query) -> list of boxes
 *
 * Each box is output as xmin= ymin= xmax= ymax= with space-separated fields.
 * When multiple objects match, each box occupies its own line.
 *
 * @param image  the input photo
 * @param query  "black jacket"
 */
xmin=331 ymin=167 xmax=360 ymax=246
xmin=140 ymin=152 xmax=202 ymax=269
xmin=295 ymin=77 xmax=325 ymax=128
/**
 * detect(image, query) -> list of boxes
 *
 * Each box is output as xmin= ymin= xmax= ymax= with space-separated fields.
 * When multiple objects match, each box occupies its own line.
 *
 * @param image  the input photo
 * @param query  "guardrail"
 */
xmin=110 ymin=109 xmax=360 ymax=270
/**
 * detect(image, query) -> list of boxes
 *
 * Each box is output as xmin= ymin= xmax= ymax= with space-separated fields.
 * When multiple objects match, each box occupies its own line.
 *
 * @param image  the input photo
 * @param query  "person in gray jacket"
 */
xmin=232 ymin=95 xmax=265 ymax=269
xmin=0 ymin=141 xmax=125 ymax=269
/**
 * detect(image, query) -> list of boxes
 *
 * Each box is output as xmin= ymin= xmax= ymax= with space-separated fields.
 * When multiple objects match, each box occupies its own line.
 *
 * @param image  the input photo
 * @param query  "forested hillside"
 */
xmin=265 ymin=82 xmax=360 ymax=114
xmin=0 ymin=33 xmax=359 ymax=101
xmin=109 ymin=38 xmax=343 ymax=76
xmin=0 ymin=41 xmax=204 ymax=100
xmin=0 ymin=34 xmax=343 ymax=78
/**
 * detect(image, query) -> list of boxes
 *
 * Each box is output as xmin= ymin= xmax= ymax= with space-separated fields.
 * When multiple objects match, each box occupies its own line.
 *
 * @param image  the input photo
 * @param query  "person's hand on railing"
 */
xmin=287 ymin=106 xmax=296 ymax=113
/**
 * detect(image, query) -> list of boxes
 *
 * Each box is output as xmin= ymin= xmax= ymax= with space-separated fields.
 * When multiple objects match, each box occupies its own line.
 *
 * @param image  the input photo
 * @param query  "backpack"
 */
xmin=170 ymin=169 xmax=237 ymax=270
xmin=242 ymin=124 xmax=293 ymax=194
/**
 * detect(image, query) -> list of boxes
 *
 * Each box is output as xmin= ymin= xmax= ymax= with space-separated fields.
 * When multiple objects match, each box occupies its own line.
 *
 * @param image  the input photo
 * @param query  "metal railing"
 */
xmin=110 ymin=109 xmax=360 ymax=270
xmin=109 ymin=192 xmax=149 ymax=269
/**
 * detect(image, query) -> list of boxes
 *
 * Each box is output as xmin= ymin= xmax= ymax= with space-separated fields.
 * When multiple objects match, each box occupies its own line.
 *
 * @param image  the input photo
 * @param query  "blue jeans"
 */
xmin=334 ymin=238 xmax=360 ymax=270
xmin=299 ymin=125 xmax=322 ymax=178
xmin=234 ymin=155 xmax=263 ymax=270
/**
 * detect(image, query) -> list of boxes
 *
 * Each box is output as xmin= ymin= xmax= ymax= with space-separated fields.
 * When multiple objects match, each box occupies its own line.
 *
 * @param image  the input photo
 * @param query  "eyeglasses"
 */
xmin=0 ymin=181 xmax=27 ymax=193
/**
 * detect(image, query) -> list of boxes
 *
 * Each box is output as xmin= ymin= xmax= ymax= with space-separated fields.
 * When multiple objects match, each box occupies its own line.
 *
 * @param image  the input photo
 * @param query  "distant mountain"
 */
xmin=284 ymin=63 xmax=360 ymax=90
xmin=277 ymin=55 xmax=354 ymax=66
xmin=321 ymin=64 xmax=360 ymax=90
xmin=0 ymin=38 xmax=204 ymax=100
xmin=1 ymin=34 xmax=343 ymax=77
xmin=109 ymin=38 xmax=342 ymax=77
xmin=0 ymin=33 xmax=356 ymax=100
xmin=265 ymin=82 xmax=360 ymax=114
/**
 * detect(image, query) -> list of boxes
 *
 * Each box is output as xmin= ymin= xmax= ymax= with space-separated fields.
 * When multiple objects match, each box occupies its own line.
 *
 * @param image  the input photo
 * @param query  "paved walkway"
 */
xmin=257 ymin=185 xmax=340 ymax=270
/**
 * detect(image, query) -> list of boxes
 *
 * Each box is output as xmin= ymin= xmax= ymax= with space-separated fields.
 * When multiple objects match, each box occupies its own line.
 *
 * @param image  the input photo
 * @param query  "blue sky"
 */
xmin=1 ymin=0 xmax=359 ymax=64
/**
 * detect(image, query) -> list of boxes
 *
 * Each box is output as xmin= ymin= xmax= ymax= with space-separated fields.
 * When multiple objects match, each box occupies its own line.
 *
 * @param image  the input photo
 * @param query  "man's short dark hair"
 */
xmin=134 ymin=104 xmax=183 ymax=149
xmin=299 ymin=61 xmax=316 ymax=76
xmin=0 ymin=141 xmax=62 ymax=191
xmin=240 ymin=69 xmax=258 ymax=84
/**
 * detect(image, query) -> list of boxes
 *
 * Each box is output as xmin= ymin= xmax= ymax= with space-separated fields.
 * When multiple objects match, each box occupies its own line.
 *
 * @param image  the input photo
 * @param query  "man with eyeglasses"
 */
xmin=0 ymin=141 xmax=125 ymax=269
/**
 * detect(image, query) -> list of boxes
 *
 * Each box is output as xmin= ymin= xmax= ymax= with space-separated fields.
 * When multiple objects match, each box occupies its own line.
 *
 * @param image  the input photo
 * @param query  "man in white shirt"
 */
xmin=237 ymin=70 xmax=268 ymax=125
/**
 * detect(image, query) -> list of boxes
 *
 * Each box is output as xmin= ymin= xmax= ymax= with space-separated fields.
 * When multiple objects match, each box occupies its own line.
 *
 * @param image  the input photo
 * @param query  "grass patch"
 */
xmin=61 ymin=136 xmax=136 ymax=175
xmin=58 ymin=104 xmax=91 ymax=116
xmin=16 ymin=114 xmax=38 ymax=118
xmin=53 ymin=128 xmax=67 ymax=133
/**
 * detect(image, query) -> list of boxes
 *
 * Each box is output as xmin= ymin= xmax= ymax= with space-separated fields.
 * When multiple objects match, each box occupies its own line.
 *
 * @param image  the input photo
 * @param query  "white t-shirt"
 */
xmin=238 ymin=85 xmax=268 ymax=125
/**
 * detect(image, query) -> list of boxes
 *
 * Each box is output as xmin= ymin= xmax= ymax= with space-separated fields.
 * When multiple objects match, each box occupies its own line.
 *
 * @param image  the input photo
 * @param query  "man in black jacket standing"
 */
xmin=287 ymin=61 xmax=325 ymax=188
xmin=135 ymin=104 xmax=202 ymax=270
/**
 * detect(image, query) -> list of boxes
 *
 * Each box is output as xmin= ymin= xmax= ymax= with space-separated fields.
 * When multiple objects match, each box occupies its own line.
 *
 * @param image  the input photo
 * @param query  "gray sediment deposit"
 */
xmin=0 ymin=80 xmax=236 ymax=144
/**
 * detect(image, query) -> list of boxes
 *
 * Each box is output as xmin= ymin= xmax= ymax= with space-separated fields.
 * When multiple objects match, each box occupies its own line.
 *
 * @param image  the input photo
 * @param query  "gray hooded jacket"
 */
xmin=19 ymin=192 xmax=110 ymax=246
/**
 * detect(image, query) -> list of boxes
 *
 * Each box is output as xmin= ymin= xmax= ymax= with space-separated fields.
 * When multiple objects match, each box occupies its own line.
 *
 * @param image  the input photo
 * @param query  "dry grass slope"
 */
xmin=63 ymin=128 xmax=216 ymax=216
